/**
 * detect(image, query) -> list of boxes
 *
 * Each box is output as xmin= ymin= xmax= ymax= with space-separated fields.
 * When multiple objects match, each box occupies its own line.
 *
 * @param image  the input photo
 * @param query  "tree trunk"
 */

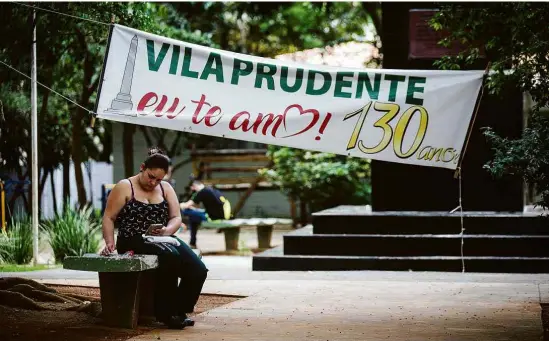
xmin=37 ymin=51 xmax=54 ymax=212
xmin=299 ymin=199 xmax=308 ymax=226
xmin=71 ymin=115 xmax=87 ymax=208
xmin=289 ymin=198 xmax=298 ymax=228
xmin=27 ymin=176 xmax=32 ymax=215
xmin=71 ymin=29 xmax=99 ymax=208
xmin=38 ymin=169 xmax=48 ymax=200
xmin=168 ymin=132 xmax=185 ymax=158
xmin=50 ymin=169 xmax=58 ymax=215
xmin=361 ymin=2 xmax=382 ymax=41
xmin=62 ymin=150 xmax=70 ymax=209
xmin=140 ymin=126 xmax=153 ymax=147
xmin=38 ymin=169 xmax=48 ymax=215
xmin=123 ymin=123 xmax=135 ymax=178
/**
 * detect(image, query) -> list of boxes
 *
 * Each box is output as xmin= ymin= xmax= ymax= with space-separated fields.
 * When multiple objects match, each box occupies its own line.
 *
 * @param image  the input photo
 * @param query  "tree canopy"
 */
xmin=431 ymin=3 xmax=549 ymax=210
xmin=0 ymin=2 xmax=378 ymax=215
xmin=0 ymin=2 xmax=199 ymax=208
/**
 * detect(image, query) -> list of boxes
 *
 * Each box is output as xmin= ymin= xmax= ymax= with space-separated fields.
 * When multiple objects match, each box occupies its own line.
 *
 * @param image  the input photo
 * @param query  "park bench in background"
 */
xmin=63 ymin=250 xmax=201 ymax=329
xmin=201 ymin=218 xmax=292 ymax=251
xmin=191 ymin=149 xmax=272 ymax=189
xmin=190 ymin=149 xmax=295 ymax=218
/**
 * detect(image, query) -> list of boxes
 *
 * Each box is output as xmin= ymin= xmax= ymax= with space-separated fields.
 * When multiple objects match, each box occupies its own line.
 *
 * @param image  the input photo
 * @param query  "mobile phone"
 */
xmin=146 ymin=223 xmax=163 ymax=235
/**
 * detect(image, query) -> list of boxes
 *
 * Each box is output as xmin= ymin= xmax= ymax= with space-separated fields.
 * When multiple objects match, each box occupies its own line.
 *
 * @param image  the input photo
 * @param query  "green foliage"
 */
xmin=0 ymin=2 xmax=379 ymax=209
xmin=0 ymin=264 xmax=55 ymax=272
xmin=170 ymin=2 xmax=377 ymax=56
xmin=41 ymin=203 xmax=101 ymax=262
xmin=0 ymin=2 xmax=156 ymax=165
xmin=430 ymin=4 xmax=549 ymax=210
xmin=0 ymin=86 xmax=30 ymax=173
xmin=0 ymin=217 xmax=33 ymax=265
xmin=261 ymin=146 xmax=371 ymax=212
xmin=431 ymin=4 xmax=549 ymax=104
xmin=483 ymin=114 xmax=549 ymax=210
xmin=0 ymin=3 xmax=213 ymax=205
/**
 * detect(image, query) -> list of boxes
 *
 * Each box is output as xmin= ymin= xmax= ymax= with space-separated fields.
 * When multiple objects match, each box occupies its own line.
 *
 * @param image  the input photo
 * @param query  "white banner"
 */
xmin=96 ymin=24 xmax=483 ymax=170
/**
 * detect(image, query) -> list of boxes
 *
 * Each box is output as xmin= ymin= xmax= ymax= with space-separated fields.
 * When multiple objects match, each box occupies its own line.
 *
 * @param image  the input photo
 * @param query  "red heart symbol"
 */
xmin=280 ymin=104 xmax=320 ymax=138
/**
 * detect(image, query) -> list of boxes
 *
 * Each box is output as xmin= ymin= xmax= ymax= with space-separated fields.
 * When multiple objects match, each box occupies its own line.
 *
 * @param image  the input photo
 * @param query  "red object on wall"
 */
xmin=408 ymin=9 xmax=464 ymax=59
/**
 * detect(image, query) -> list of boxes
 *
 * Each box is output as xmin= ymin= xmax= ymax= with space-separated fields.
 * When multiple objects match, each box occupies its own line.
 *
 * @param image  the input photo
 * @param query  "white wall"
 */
xmin=3 ymin=161 xmax=112 ymax=220
xmin=40 ymin=161 xmax=113 ymax=219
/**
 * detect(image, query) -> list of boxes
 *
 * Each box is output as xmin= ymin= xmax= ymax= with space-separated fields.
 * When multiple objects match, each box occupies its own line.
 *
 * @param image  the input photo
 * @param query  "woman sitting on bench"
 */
xmin=101 ymin=147 xmax=208 ymax=329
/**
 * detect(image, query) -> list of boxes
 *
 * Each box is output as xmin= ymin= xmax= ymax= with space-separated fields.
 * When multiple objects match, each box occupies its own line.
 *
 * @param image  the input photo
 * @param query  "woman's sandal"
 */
xmin=180 ymin=313 xmax=195 ymax=326
xmin=160 ymin=316 xmax=186 ymax=329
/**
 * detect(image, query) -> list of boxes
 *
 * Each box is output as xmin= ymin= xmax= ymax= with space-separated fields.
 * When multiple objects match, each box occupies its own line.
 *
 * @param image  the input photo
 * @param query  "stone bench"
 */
xmin=201 ymin=218 xmax=292 ymax=251
xmin=63 ymin=250 xmax=201 ymax=329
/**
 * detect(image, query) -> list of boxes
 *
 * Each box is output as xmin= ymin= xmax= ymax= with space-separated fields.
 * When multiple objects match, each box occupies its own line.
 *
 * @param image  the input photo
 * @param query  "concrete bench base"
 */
xmin=202 ymin=218 xmax=291 ymax=251
xmin=257 ymin=225 xmax=273 ymax=249
xmin=222 ymin=228 xmax=240 ymax=251
xmin=64 ymin=254 xmax=159 ymax=329
xmin=98 ymin=270 xmax=154 ymax=328
xmin=221 ymin=225 xmax=274 ymax=250
xmin=64 ymin=250 xmax=201 ymax=329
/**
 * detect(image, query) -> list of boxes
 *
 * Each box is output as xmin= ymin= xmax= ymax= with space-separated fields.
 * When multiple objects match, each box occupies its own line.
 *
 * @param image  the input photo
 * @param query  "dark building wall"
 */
xmin=372 ymin=2 xmax=523 ymax=212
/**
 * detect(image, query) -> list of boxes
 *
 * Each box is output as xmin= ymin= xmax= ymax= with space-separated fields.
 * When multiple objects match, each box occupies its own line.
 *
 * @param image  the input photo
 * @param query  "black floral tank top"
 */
xmin=115 ymin=179 xmax=169 ymax=238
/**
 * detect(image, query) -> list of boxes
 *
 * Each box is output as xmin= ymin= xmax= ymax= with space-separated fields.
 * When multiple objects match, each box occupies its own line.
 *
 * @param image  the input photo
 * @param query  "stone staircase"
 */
xmin=253 ymin=205 xmax=549 ymax=273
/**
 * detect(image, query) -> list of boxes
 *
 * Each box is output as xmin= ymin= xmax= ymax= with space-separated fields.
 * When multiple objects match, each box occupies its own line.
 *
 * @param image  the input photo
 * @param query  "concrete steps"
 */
xmin=252 ymin=206 xmax=549 ymax=273
xmin=312 ymin=209 xmax=549 ymax=235
xmin=253 ymin=247 xmax=549 ymax=273
xmin=284 ymin=234 xmax=549 ymax=257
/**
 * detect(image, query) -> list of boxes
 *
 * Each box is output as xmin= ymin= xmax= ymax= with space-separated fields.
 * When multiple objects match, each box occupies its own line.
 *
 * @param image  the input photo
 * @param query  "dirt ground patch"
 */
xmin=0 ymin=284 xmax=242 ymax=341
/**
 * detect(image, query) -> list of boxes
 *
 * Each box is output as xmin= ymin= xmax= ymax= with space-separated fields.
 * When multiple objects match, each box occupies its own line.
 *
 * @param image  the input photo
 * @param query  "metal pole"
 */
xmin=31 ymin=9 xmax=39 ymax=265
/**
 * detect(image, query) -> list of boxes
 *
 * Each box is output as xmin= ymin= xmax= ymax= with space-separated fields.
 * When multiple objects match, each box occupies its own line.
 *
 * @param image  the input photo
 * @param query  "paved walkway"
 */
xmin=3 ymin=227 xmax=549 ymax=340
xmin=3 ymin=255 xmax=549 ymax=341
xmin=141 ymin=279 xmax=544 ymax=341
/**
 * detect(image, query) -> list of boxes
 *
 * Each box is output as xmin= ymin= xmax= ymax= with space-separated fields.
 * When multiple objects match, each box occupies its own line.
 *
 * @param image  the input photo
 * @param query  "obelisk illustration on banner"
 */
xmin=106 ymin=34 xmax=138 ymax=115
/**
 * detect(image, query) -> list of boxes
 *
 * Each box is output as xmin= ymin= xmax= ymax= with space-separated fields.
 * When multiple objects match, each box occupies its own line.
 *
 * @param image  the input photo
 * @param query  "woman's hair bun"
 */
xmin=148 ymin=147 xmax=166 ymax=157
xmin=143 ymin=146 xmax=171 ymax=172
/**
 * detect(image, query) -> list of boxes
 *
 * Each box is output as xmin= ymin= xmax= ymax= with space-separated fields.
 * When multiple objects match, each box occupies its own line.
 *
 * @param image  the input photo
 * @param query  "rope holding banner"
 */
xmin=449 ymin=166 xmax=466 ymax=272
xmin=457 ymin=167 xmax=465 ymax=273
xmin=453 ymin=62 xmax=492 ymax=179
xmin=450 ymin=64 xmax=491 ymax=270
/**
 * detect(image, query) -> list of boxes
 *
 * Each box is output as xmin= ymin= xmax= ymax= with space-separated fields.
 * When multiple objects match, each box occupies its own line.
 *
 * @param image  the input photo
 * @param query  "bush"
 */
xmin=0 ymin=217 xmax=33 ymax=265
xmin=41 ymin=204 xmax=101 ymax=262
xmin=261 ymin=146 xmax=371 ymax=213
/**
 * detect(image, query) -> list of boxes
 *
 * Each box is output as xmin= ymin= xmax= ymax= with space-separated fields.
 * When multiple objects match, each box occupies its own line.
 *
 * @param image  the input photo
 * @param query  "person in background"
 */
xmin=180 ymin=180 xmax=231 ymax=248
xmin=101 ymin=147 xmax=208 ymax=329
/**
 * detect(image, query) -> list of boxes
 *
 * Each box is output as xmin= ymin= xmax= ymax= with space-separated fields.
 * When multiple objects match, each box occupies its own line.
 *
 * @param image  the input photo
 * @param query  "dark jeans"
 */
xmin=117 ymin=235 xmax=208 ymax=319
xmin=182 ymin=208 xmax=208 ymax=246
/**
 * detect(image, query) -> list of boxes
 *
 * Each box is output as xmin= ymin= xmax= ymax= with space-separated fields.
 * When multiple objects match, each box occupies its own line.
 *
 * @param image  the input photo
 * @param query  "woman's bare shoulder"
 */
xmin=111 ymin=179 xmax=132 ymax=195
xmin=161 ymin=180 xmax=178 ymax=195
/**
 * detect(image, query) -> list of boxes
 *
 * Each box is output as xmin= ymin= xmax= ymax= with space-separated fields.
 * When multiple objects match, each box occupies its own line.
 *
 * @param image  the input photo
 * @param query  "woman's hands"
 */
xmin=151 ymin=226 xmax=169 ymax=236
xmin=101 ymin=239 xmax=116 ymax=255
